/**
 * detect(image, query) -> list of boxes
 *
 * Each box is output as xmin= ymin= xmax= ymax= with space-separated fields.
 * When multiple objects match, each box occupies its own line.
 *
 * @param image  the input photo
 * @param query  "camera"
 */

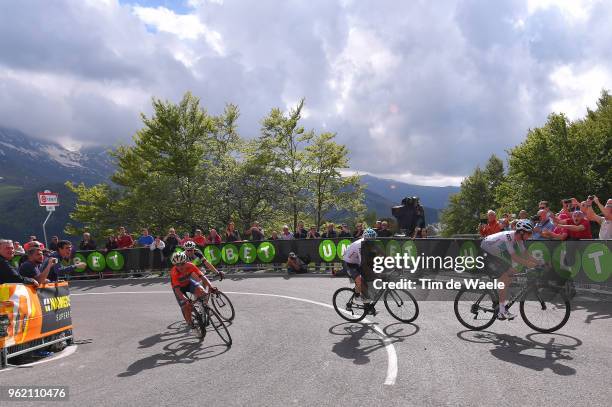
xmin=392 ymin=196 xmax=425 ymax=236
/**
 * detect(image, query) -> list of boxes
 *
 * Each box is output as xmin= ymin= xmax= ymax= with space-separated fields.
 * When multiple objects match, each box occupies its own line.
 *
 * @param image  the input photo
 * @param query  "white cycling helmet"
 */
xmin=171 ymin=251 xmax=188 ymax=265
xmin=515 ymin=219 xmax=534 ymax=233
xmin=183 ymin=240 xmax=197 ymax=250
xmin=363 ymin=228 xmax=377 ymax=240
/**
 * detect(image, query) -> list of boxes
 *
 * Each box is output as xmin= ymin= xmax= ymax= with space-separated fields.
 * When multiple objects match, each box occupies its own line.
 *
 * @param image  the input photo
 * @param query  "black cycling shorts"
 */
xmin=173 ymin=279 xmax=204 ymax=306
xmin=483 ymin=254 xmax=512 ymax=277
xmin=344 ymin=261 xmax=362 ymax=280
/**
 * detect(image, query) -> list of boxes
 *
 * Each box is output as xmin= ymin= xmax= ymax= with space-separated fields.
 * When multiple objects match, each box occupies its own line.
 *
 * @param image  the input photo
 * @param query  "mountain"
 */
xmin=0 ymin=126 xmax=114 ymax=241
xmin=360 ymin=174 xmax=460 ymax=210
xmin=0 ymin=182 xmax=79 ymax=244
xmin=0 ymin=126 xmax=114 ymax=186
xmin=0 ymin=127 xmax=455 ymax=239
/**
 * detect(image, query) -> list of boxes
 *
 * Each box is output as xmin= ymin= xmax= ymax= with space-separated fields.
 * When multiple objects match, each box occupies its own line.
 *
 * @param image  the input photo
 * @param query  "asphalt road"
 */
xmin=2 ymin=276 xmax=611 ymax=407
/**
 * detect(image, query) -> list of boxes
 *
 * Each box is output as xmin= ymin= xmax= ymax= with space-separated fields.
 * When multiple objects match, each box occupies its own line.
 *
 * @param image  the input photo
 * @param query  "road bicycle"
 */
xmin=332 ymin=270 xmax=419 ymax=323
xmin=187 ymin=294 xmax=232 ymax=346
xmin=453 ymin=267 xmax=572 ymax=333
xmin=205 ymin=272 xmax=235 ymax=322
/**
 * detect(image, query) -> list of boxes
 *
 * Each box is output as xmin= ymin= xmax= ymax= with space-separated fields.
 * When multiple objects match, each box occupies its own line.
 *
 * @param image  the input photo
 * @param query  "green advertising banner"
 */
xmin=204 ymin=245 xmax=221 ymax=265
xmin=106 ymin=251 xmax=125 ymax=271
xmin=69 ymin=239 xmax=610 ymax=289
xmin=87 ymin=251 xmax=106 ymax=272
xmin=257 ymin=242 xmax=275 ymax=263
xmin=73 ymin=253 xmax=87 ymax=272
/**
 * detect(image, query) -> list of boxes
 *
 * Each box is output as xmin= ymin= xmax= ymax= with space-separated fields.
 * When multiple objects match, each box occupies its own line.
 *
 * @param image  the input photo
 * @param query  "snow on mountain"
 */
xmin=42 ymin=145 xmax=84 ymax=168
xmin=0 ymin=126 xmax=114 ymax=186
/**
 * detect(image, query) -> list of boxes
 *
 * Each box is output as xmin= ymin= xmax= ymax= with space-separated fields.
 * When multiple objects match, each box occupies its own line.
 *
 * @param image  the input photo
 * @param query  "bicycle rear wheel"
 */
xmin=332 ymin=287 xmax=367 ymax=322
xmin=383 ymin=289 xmax=419 ymax=323
xmin=454 ymin=289 xmax=497 ymax=330
xmin=520 ymin=287 xmax=571 ymax=333
xmin=211 ymin=291 xmax=235 ymax=322
xmin=207 ymin=307 xmax=232 ymax=346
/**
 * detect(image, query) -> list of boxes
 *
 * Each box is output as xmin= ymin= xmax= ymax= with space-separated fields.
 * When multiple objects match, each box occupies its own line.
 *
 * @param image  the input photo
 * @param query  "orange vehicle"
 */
xmin=1 ymin=281 xmax=73 ymax=367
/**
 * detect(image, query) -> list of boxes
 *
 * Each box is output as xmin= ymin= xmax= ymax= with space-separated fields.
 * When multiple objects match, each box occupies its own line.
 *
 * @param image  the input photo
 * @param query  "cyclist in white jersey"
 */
xmin=343 ymin=228 xmax=377 ymax=311
xmin=481 ymin=219 xmax=543 ymax=320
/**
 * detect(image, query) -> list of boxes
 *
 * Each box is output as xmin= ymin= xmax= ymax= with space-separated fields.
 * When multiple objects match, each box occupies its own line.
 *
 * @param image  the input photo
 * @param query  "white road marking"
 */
xmin=224 ymin=291 xmax=398 ymax=386
xmin=1 ymin=344 xmax=78 ymax=373
xmin=71 ymin=291 xmax=168 ymax=296
xmin=70 ymin=289 xmax=399 ymax=385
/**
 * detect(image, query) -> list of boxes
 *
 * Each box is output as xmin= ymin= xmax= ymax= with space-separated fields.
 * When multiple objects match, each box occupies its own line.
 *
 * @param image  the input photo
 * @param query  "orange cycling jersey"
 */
xmin=170 ymin=262 xmax=204 ymax=288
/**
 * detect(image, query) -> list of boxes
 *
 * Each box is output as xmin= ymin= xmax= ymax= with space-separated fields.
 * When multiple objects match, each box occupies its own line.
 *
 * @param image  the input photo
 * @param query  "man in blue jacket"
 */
xmin=43 ymin=240 xmax=87 ymax=281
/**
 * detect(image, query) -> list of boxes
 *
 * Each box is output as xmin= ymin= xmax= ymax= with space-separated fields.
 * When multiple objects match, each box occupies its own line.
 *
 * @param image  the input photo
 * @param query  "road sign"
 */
xmin=37 ymin=191 xmax=60 ymax=206
xmin=39 ymin=190 xmax=59 ymax=248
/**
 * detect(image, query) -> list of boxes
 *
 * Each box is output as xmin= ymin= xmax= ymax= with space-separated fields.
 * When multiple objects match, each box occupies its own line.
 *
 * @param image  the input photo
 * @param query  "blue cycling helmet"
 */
xmin=363 ymin=228 xmax=377 ymax=240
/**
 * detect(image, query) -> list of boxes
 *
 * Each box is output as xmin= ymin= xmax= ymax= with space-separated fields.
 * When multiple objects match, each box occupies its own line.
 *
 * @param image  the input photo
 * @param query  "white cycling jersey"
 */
xmin=343 ymin=238 xmax=364 ymax=265
xmin=481 ymin=230 xmax=526 ymax=258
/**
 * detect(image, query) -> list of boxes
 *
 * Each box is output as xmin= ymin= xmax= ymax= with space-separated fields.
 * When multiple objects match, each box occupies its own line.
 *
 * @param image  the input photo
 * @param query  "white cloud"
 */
xmin=549 ymin=65 xmax=612 ymax=119
xmin=1 ymin=0 xmax=612 ymax=185
xmin=132 ymin=6 xmax=225 ymax=54
xmin=342 ymin=169 xmax=464 ymax=187
xmin=527 ymin=0 xmax=598 ymax=21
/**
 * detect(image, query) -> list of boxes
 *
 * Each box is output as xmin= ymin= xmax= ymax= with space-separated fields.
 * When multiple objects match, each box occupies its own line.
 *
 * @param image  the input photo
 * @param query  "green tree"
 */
xmin=223 ymin=139 xmax=284 ymax=233
xmin=110 ymin=92 xmax=217 ymax=232
xmin=440 ymin=167 xmax=488 ymax=236
xmin=497 ymin=91 xmax=611 ymax=212
xmin=64 ymin=182 xmax=125 ymax=242
xmin=67 ymin=92 xmax=235 ymax=238
xmin=260 ymin=99 xmax=312 ymax=231
xmin=304 ymin=132 xmax=365 ymax=228
xmin=440 ymin=155 xmax=505 ymax=236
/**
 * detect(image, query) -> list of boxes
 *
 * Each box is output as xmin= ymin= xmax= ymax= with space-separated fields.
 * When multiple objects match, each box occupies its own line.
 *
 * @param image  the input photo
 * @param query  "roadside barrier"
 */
xmin=8 ymin=239 xmax=607 ymax=289
xmin=361 ymin=239 xmax=611 ymax=291
xmin=0 ymin=282 xmax=73 ymax=368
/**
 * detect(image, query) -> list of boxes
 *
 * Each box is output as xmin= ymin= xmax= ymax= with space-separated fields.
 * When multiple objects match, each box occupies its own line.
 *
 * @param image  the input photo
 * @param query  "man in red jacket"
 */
xmin=117 ymin=226 xmax=134 ymax=248
xmin=554 ymin=210 xmax=592 ymax=240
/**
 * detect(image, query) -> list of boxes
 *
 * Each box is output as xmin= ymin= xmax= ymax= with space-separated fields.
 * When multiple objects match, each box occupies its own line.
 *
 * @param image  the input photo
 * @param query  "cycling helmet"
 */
xmin=183 ymin=240 xmax=197 ymax=250
xmin=171 ymin=251 xmax=188 ymax=265
xmin=362 ymin=228 xmax=377 ymax=240
xmin=515 ymin=219 xmax=534 ymax=233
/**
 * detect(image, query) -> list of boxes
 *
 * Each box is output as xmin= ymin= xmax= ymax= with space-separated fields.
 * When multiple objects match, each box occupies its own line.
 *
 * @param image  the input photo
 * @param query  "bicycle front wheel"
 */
xmin=211 ymin=291 xmax=235 ymax=322
xmin=191 ymin=304 xmax=206 ymax=340
xmin=520 ymin=288 xmax=571 ymax=333
xmin=207 ymin=307 xmax=232 ymax=346
xmin=332 ymin=287 xmax=367 ymax=322
xmin=454 ymin=289 xmax=497 ymax=330
xmin=383 ymin=289 xmax=419 ymax=323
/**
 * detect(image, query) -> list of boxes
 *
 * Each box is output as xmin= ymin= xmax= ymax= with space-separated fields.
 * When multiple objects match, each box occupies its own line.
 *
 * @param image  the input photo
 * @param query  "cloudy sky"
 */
xmin=1 ymin=0 xmax=611 ymax=186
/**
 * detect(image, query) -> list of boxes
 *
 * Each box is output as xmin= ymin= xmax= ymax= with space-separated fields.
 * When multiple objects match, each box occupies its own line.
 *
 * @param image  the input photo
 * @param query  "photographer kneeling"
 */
xmin=287 ymin=252 xmax=308 ymax=274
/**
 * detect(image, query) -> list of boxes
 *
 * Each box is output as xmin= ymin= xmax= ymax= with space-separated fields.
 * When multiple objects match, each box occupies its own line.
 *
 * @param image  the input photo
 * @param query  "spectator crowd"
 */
xmin=478 ymin=195 xmax=611 ymax=240
xmin=2 ymin=194 xmax=610 ymax=284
